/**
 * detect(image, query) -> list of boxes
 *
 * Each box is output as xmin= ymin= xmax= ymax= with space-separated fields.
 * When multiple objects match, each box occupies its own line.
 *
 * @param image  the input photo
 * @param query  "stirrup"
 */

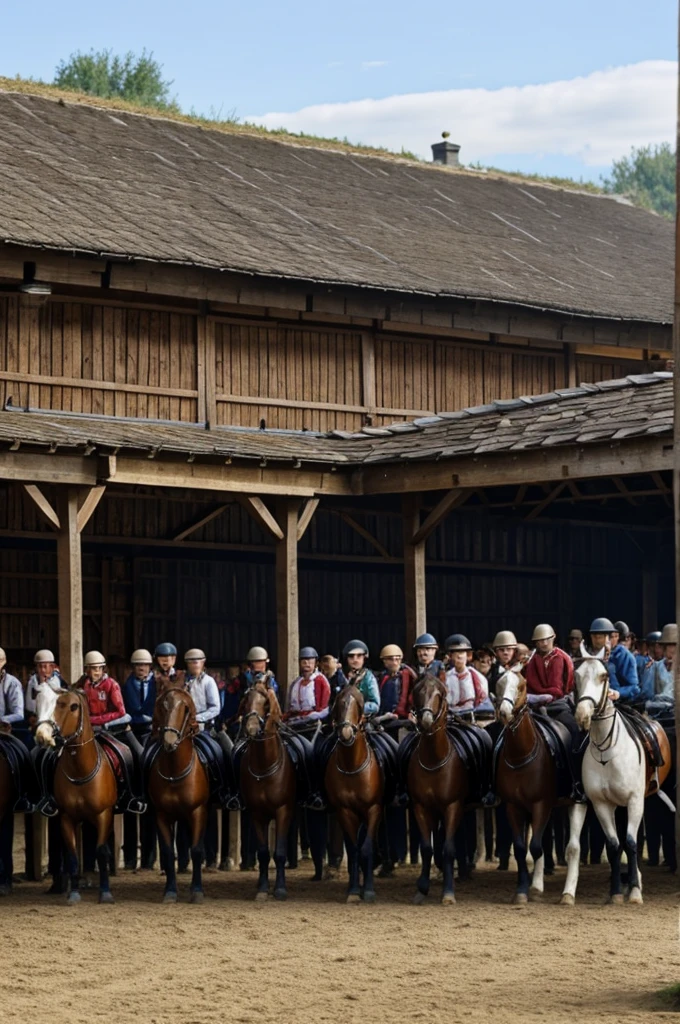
xmin=481 ymin=790 xmax=497 ymax=808
xmin=303 ymin=794 xmax=326 ymax=811
xmin=13 ymin=795 xmax=35 ymax=813
xmin=36 ymin=796 xmax=59 ymax=818
xmin=223 ymin=793 xmax=244 ymax=811
xmin=126 ymin=797 xmax=147 ymax=814
xmin=570 ymin=784 xmax=588 ymax=805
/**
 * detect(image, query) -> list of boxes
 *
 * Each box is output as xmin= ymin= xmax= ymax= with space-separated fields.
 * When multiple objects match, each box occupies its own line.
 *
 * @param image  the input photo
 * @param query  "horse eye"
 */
xmin=70 ymin=703 xmax=78 ymax=712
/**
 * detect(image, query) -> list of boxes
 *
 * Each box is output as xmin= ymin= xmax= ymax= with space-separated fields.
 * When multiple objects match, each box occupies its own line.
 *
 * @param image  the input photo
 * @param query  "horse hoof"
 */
xmin=607 ymin=893 xmax=624 ymax=905
xmin=413 ymin=891 xmax=427 ymax=905
xmin=628 ymin=888 xmax=643 ymax=905
xmin=441 ymin=893 xmax=456 ymax=906
xmin=560 ymin=893 xmax=575 ymax=906
xmin=255 ymin=890 xmax=269 ymax=901
xmin=162 ymin=892 xmax=178 ymax=904
xmin=190 ymin=891 xmax=204 ymax=905
xmin=66 ymin=891 xmax=81 ymax=905
xmin=362 ymin=891 xmax=376 ymax=904
xmin=528 ymin=889 xmax=543 ymax=902
xmin=346 ymin=893 xmax=361 ymax=904
xmin=274 ymin=888 xmax=287 ymax=901
xmin=98 ymin=891 xmax=114 ymax=904
xmin=512 ymin=892 xmax=528 ymax=905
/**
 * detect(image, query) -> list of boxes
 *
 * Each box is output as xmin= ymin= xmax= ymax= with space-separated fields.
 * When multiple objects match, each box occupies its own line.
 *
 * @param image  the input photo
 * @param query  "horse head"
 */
xmin=242 ymin=679 xmax=281 ymax=739
xmin=411 ymin=674 xmax=447 ymax=733
xmin=36 ymin=686 xmax=85 ymax=748
xmin=333 ymin=684 xmax=364 ymax=746
xmin=157 ymin=687 xmax=197 ymax=753
xmin=496 ymin=670 xmax=527 ymax=726
xmin=573 ymin=658 xmax=610 ymax=731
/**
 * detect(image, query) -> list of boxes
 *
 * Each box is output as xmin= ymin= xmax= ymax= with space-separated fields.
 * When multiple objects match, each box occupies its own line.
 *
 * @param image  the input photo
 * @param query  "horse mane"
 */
xmin=413 ymin=672 xmax=446 ymax=699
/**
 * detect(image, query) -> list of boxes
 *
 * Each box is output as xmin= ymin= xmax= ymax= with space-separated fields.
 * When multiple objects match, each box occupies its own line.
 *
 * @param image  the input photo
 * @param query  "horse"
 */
xmin=560 ymin=659 xmax=672 ymax=906
xmin=407 ymin=675 xmax=476 ymax=905
xmin=239 ymin=680 xmax=301 ymax=900
xmin=35 ymin=685 xmax=118 ymax=904
xmin=147 ymin=686 xmax=210 ymax=903
xmin=495 ymin=670 xmax=578 ymax=904
xmin=324 ymin=683 xmax=384 ymax=903
xmin=0 ymin=742 xmax=16 ymax=895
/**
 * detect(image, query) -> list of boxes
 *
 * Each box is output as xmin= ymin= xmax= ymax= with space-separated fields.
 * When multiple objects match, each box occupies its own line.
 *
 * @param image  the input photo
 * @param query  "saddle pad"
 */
xmin=96 ymin=735 xmax=125 ymax=783
xmin=448 ymin=722 xmax=492 ymax=803
xmin=531 ymin=714 xmax=572 ymax=798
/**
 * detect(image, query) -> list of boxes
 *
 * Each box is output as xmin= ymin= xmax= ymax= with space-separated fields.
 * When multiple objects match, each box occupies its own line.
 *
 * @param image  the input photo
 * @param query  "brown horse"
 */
xmin=495 ymin=670 xmax=568 ymax=904
xmin=239 ymin=681 xmax=296 ymax=900
xmin=324 ymin=684 xmax=383 ymax=903
xmin=35 ymin=686 xmax=117 ymax=904
xmin=0 ymin=746 xmax=16 ymax=895
xmin=407 ymin=675 xmax=469 ymax=905
xmin=148 ymin=686 xmax=210 ymax=903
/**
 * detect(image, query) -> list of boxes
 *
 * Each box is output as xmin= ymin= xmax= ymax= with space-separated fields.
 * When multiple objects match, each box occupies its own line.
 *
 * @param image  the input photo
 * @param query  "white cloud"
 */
xmin=247 ymin=60 xmax=676 ymax=168
xmin=327 ymin=61 xmax=344 ymax=68
xmin=361 ymin=60 xmax=388 ymax=69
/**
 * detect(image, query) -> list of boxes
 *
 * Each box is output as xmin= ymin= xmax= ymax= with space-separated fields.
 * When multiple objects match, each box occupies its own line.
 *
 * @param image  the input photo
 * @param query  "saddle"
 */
xmin=96 ymin=732 xmax=134 ymax=809
xmin=144 ymin=733 xmax=226 ymax=803
xmin=489 ymin=711 xmax=577 ymax=801
xmin=447 ymin=718 xmax=493 ymax=804
xmin=319 ymin=728 xmax=398 ymax=803
xmin=616 ymin=705 xmax=668 ymax=796
xmin=0 ymin=733 xmax=33 ymax=810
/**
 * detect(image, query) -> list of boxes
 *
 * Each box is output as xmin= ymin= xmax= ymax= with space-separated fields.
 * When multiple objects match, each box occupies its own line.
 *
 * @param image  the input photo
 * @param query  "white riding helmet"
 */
xmin=34 ymin=649 xmax=56 ymax=663
xmin=130 ymin=648 xmax=153 ymax=665
xmin=184 ymin=648 xmax=206 ymax=661
xmin=531 ymin=624 xmax=556 ymax=642
xmin=380 ymin=644 xmax=403 ymax=659
xmin=660 ymin=623 xmax=678 ymax=645
xmin=492 ymin=631 xmax=518 ymax=649
xmin=84 ymin=650 xmax=107 ymax=668
xmin=246 ymin=646 xmax=269 ymax=662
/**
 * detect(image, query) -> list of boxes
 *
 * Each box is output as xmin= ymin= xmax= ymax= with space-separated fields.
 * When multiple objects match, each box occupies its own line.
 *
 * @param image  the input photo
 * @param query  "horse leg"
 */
xmin=625 ymin=793 xmax=645 ymax=904
xmin=95 ymin=809 xmax=114 ymax=904
xmin=441 ymin=800 xmax=464 ymax=905
xmin=506 ymin=802 xmax=530 ymax=904
xmin=0 ymin=808 xmax=14 ymax=895
xmin=306 ymin=809 xmax=327 ymax=882
xmin=337 ymin=808 xmax=361 ymax=903
xmin=189 ymin=804 xmax=208 ymax=904
xmin=60 ymin=814 xmax=80 ymax=905
xmin=253 ymin=814 xmax=271 ymax=900
xmin=273 ymin=804 xmax=292 ymax=900
xmin=593 ymin=799 xmax=623 ymax=904
xmin=157 ymin=812 xmax=178 ymax=903
xmin=361 ymin=804 xmax=382 ymax=903
xmin=529 ymin=800 xmax=552 ymax=899
xmin=560 ymin=801 xmax=587 ymax=905
xmin=412 ymin=802 xmax=435 ymax=904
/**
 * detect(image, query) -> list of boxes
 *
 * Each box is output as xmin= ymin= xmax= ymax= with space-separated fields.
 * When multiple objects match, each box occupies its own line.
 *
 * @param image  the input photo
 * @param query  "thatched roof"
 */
xmin=0 ymin=89 xmax=673 ymax=323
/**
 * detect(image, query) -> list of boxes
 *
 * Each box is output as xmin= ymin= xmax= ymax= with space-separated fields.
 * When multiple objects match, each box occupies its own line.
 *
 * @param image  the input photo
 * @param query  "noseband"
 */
xmin=335 ymin=691 xmax=363 ymax=747
xmin=37 ymin=692 xmax=87 ymax=748
xmin=413 ymin=690 xmax=446 ymax=733
xmin=575 ymin=675 xmax=610 ymax=719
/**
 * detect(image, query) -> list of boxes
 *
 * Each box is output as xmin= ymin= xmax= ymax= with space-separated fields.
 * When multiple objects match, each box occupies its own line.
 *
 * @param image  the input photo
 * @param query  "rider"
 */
xmin=378 ymin=645 xmax=416 ymax=728
xmin=341 ymin=640 xmax=380 ymax=715
xmin=24 ymin=649 xmax=64 ymax=732
xmin=443 ymin=635 xmax=490 ymax=714
xmin=567 ymin=629 xmax=584 ymax=660
xmin=284 ymin=647 xmax=331 ymax=725
xmin=154 ymin=642 xmax=185 ymax=689
xmin=412 ymin=633 xmax=444 ymax=678
xmin=77 ymin=651 xmax=145 ymax=813
xmin=319 ymin=654 xmax=348 ymax=702
xmin=638 ymin=631 xmax=663 ymax=698
xmin=121 ymin=648 xmax=157 ymax=871
xmin=487 ymin=631 xmax=521 ymax=695
xmin=588 ymin=617 xmax=640 ymax=702
xmin=652 ymin=623 xmax=676 ymax=699
xmin=0 ymin=648 xmax=24 ymax=734
xmin=183 ymin=649 xmax=221 ymax=730
xmin=614 ymin=620 xmax=633 ymax=650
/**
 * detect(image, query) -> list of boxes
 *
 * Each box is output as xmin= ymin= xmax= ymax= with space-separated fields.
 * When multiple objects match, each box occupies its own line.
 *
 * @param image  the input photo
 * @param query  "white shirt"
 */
xmin=444 ymin=666 xmax=488 ymax=711
xmin=185 ymin=672 xmax=220 ymax=727
xmin=287 ymin=671 xmax=329 ymax=722
xmin=24 ymin=672 xmax=62 ymax=714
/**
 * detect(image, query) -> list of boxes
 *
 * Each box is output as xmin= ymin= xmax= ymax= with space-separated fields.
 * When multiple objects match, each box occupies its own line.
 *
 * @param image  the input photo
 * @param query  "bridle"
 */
xmin=498 ymin=687 xmax=541 ymax=770
xmin=575 ymin=674 xmax=610 ymax=719
xmin=574 ymin=670 xmax=621 ymax=762
xmin=159 ymin=687 xmax=193 ymax=749
xmin=37 ymin=691 xmax=101 ymax=785
xmin=413 ymin=686 xmax=454 ymax=771
xmin=334 ymin=689 xmax=363 ymax=748
xmin=241 ymin=688 xmax=286 ymax=780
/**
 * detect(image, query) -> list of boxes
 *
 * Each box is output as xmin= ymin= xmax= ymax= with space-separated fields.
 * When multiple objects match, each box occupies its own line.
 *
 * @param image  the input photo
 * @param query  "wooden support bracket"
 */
xmin=23 ymin=484 xmax=60 ymax=530
xmin=238 ymin=495 xmax=285 ymax=540
xmin=525 ymin=481 xmax=567 ymax=520
xmin=411 ymin=488 xmax=469 ymax=546
xmin=76 ymin=485 xmax=106 ymax=532
xmin=297 ymin=498 xmax=320 ymax=541
xmin=334 ymin=510 xmax=392 ymax=560
xmin=173 ymin=503 xmax=230 ymax=541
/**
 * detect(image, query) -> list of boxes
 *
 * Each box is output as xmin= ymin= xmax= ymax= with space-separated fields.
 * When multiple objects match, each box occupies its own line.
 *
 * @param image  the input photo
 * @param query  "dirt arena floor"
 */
xmin=2 ymin=844 xmax=679 ymax=1024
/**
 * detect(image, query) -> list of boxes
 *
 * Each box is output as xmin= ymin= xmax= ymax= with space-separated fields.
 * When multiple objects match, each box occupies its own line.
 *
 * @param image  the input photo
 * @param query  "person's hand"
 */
xmin=609 ymin=690 xmax=619 ymax=701
xmin=0 ymin=722 xmax=10 ymax=734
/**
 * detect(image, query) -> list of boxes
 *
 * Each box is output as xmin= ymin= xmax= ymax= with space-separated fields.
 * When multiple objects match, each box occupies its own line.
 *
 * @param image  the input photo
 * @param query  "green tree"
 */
xmin=53 ymin=49 xmax=179 ymax=111
xmin=602 ymin=143 xmax=676 ymax=220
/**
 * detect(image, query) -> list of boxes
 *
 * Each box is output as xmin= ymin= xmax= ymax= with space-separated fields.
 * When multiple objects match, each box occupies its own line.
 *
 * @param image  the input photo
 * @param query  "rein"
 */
xmin=44 ymin=695 xmax=103 ymax=785
xmin=155 ymin=689 xmax=197 ymax=782
xmin=414 ymin=693 xmax=454 ymax=771
xmin=247 ymin=732 xmax=284 ymax=780
xmin=501 ymin=701 xmax=541 ymax=770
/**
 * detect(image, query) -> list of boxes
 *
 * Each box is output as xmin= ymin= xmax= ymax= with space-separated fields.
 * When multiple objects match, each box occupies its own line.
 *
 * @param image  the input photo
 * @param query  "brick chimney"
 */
xmin=431 ymin=134 xmax=460 ymax=167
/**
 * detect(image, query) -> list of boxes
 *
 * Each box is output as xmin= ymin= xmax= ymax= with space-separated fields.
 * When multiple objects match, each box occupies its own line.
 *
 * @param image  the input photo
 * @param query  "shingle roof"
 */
xmin=0 ymin=90 xmax=673 ymax=323
xmin=1 ymin=372 xmax=672 ymax=468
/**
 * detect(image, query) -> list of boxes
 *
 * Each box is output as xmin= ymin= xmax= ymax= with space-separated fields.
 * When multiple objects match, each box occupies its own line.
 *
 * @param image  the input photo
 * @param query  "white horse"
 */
xmin=561 ymin=659 xmax=649 ymax=905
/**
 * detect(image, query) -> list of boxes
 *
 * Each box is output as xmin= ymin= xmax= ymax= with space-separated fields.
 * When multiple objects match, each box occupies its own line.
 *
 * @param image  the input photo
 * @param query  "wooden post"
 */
xmin=56 ymin=486 xmax=83 ymax=683
xmin=402 ymin=494 xmax=426 ymax=648
xmin=673 ymin=6 xmax=680 ymax=869
xmin=641 ymin=567 xmax=658 ymax=634
xmin=275 ymin=497 xmax=300 ymax=699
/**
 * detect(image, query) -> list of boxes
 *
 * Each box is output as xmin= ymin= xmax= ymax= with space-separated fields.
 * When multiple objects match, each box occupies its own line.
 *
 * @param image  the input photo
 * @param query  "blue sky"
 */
xmin=0 ymin=0 xmax=676 ymax=179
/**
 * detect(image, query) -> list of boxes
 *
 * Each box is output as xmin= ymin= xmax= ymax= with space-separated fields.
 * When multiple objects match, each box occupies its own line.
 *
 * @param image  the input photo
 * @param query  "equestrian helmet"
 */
xmin=568 ymin=629 xmax=583 ymax=641
xmin=154 ymin=642 xmax=177 ymax=657
xmin=613 ymin=620 xmax=630 ymax=639
xmin=445 ymin=633 xmax=472 ymax=651
xmin=413 ymin=632 xmax=438 ymax=649
xmin=184 ymin=648 xmax=206 ymax=661
xmin=660 ymin=623 xmax=678 ymax=644
xmin=531 ymin=623 xmax=556 ymax=642
xmin=645 ymin=630 xmax=662 ymax=644
xmin=299 ymin=646 xmax=319 ymax=660
xmin=380 ymin=644 xmax=403 ymax=659
xmin=34 ymin=649 xmax=55 ymax=663
xmin=492 ymin=631 xmax=517 ymax=649
xmin=84 ymin=650 xmax=106 ymax=668
xmin=589 ymin=617 xmax=615 ymax=634
xmin=130 ymin=648 xmax=153 ymax=665
xmin=343 ymin=640 xmax=369 ymax=658
xmin=246 ymin=646 xmax=269 ymax=662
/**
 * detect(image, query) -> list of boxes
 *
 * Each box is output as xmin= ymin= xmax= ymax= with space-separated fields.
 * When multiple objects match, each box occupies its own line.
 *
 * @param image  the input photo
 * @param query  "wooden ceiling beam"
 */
xmin=611 ymin=476 xmax=638 ymax=506
xmin=525 ymin=481 xmax=567 ymax=520
xmin=411 ymin=488 xmax=470 ymax=546
xmin=237 ymin=496 xmax=285 ymax=540
xmin=173 ymin=502 xmax=230 ymax=541
xmin=334 ymin=510 xmax=393 ymax=560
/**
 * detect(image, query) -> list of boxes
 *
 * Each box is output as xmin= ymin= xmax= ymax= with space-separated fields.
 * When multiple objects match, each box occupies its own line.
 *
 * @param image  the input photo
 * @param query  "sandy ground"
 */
xmin=2 ymin=846 xmax=679 ymax=1024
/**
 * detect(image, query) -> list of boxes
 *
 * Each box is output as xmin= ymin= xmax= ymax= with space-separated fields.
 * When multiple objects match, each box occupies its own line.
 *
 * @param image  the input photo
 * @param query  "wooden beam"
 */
xmin=297 ymin=498 xmax=319 ymax=541
xmin=23 ymin=484 xmax=60 ymax=530
xmin=334 ymin=511 xmax=392 ymax=559
xmin=238 ymin=496 xmax=284 ymax=540
xmin=525 ymin=482 xmax=567 ymax=520
xmin=56 ymin=487 xmax=83 ymax=684
xmin=361 ymin=333 xmax=377 ymax=415
xmin=76 ymin=485 xmax=106 ymax=532
xmin=612 ymin=476 xmax=638 ymax=506
xmin=196 ymin=314 xmax=207 ymax=425
xmin=173 ymin=503 xmax=230 ymax=541
xmin=204 ymin=316 xmax=217 ymax=429
xmin=402 ymin=494 xmax=426 ymax=647
xmin=0 ymin=453 xmax=99 ymax=486
xmin=411 ymin=488 xmax=468 ymax=546
xmin=651 ymin=471 xmax=673 ymax=506
xmin=275 ymin=497 xmax=300 ymax=697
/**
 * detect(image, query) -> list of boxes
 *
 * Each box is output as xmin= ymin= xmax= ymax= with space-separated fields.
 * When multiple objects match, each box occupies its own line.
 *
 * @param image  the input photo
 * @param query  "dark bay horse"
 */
xmin=324 ymin=684 xmax=383 ymax=903
xmin=35 ymin=686 xmax=117 ymax=904
xmin=407 ymin=675 xmax=470 ymax=905
xmin=495 ymin=670 xmax=572 ymax=904
xmin=0 ymin=743 xmax=16 ymax=895
xmin=240 ymin=681 xmax=298 ymax=900
xmin=148 ymin=686 xmax=210 ymax=903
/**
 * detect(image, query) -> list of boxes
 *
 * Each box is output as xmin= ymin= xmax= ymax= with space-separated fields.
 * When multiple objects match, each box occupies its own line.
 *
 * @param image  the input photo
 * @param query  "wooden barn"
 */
xmin=0 ymin=86 xmax=674 ymax=689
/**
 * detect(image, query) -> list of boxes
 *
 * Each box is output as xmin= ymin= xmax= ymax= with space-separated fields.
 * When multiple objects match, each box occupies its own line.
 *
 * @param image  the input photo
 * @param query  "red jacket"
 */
xmin=524 ymin=648 xmax=574 ymax=701
xmin=80 ymin=675 xmax=127 ymax=725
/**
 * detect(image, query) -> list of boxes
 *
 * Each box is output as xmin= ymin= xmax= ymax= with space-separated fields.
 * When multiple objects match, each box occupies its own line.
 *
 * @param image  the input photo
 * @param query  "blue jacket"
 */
xmin=637 ymin=656 xmax=657 ymax=700
xmin=607 ymin=644 xmax=640 ymax=701
xmin=122 ymin=671 xmax=157 ymax=725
